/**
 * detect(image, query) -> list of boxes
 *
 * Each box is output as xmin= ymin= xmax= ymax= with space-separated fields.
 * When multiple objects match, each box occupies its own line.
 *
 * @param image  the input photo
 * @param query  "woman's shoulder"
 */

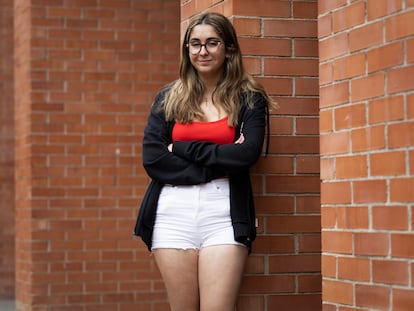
xmin=153 ymin=80 xmax=183 ymax=104
xmin=151 ymin=84 xmax=175 ymax=110
xmin=155 ymin=84 xmax=173 ymax=100
xmin=239 ymin=89 xmax=268 ymax=109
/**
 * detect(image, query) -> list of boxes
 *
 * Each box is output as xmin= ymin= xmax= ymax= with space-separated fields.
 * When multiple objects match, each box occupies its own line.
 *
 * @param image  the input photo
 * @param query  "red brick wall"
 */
xmin=14 ymin=0 xmax=33 ymax=307
xmin=183 ymin=1 xmax=321 ymax=310
xmin=13 ymin=0 xmax=179 ymax=309
xmin=0 ymin=0 xmax=15 ymax=298
xmin=6 ymin=0 xmax=414 ymax=309
xmin=319 ymin=1 xmax=414 ymax=310
xmin=9 ymin=0 xmax=322 ymax=309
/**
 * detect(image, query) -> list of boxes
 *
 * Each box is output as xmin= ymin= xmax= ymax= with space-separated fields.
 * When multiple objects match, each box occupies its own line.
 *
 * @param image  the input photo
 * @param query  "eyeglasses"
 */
xmin=187 ymin=40 xmax=222 ymax=55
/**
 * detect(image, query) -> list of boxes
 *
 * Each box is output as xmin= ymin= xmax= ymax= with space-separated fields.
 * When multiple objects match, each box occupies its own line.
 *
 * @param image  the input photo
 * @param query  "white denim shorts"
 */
xmin=151 ymin=178 xmax=244 ymax=250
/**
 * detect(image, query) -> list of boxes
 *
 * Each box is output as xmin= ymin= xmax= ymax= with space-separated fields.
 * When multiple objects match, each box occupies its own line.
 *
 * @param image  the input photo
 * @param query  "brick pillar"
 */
xmin=14 ymin=0 xmax=33 ymax=308
xmin=13 ymin=0 xmax=180 ymax=309
xmin=319 ymin=1 xmax=414 ymax=310
xmin=0 ymin=0 xmax=15 ymax=299
xmin=183 ymin=1 xmax=321 ymax=310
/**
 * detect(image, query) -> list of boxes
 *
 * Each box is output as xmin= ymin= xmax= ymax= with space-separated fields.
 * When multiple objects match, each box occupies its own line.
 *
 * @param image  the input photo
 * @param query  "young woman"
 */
xmin=134 ymin=12 xmax=274 ymax=311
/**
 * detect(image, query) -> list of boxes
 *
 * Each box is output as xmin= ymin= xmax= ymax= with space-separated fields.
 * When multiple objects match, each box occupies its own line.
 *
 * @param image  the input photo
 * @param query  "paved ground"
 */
xmin=0 ymin=299 xmax=15 ymax=310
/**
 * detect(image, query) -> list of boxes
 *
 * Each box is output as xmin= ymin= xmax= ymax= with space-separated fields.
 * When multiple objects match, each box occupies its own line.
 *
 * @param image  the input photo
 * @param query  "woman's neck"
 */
xmin=203 ymin=85 xmax=218 ymax=102
xmin=200 ymin=75 xmax=220 ymax=96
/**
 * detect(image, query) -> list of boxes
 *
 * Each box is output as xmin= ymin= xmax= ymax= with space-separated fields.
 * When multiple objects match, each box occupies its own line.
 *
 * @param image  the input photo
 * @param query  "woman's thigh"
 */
xmin=153 ymin=249 xmax=199 ymax=311
xmin=198 ymin=245 xmax=248 ymax=311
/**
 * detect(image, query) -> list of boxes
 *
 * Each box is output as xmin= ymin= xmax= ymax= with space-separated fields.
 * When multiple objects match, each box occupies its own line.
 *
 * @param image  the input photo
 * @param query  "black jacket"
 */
xmin=134 ymin=87 xmax=268 ymax=252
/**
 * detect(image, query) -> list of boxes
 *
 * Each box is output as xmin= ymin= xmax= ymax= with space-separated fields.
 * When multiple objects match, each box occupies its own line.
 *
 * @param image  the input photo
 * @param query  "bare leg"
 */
xmin=153 ymin=249 xmax=200 ymax=311
xmin=198 ymin=245 xmax=248 ymax=311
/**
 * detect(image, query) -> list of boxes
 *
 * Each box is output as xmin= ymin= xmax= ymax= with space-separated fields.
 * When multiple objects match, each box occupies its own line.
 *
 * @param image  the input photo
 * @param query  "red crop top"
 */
xmin=172 ymin=116 xmax=236 ymax=145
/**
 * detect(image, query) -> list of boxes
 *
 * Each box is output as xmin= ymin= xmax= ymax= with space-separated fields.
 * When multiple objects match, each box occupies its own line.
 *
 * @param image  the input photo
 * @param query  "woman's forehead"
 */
xmin=189 ymin=24 xmax=220 ymax=40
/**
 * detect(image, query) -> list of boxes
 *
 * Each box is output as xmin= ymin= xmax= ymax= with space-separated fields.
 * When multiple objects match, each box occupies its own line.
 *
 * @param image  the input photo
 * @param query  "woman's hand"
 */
xmin=234 ymin=133 xmax=245 ymax=144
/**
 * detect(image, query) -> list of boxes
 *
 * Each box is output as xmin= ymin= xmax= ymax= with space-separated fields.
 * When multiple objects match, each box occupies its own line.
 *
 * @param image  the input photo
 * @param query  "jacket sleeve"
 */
xmin=142 ymin=90 xmax=225 ymax=185
xmin=171 ymin=92 xmax=267 ymax=171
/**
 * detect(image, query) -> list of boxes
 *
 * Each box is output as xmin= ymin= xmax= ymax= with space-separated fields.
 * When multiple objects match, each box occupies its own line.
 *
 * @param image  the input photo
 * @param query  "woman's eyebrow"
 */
xmin=189 ymin=37 xmax=221 ymax=42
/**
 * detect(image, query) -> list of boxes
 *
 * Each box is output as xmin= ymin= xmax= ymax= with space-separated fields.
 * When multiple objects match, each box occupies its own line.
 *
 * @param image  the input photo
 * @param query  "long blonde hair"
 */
xmin=162 ymin=12 xmax=272 ymax=126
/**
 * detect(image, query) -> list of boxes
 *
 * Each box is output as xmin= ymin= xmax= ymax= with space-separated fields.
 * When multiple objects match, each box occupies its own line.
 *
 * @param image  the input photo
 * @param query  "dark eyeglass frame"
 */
xmin=186 ymin=40 xmax=223 ymax=55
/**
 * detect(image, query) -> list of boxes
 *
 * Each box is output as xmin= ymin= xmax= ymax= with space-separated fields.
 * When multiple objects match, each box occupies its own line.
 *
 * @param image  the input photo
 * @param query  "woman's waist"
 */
xmin=164 ymin=177 xmax=229 ymax=190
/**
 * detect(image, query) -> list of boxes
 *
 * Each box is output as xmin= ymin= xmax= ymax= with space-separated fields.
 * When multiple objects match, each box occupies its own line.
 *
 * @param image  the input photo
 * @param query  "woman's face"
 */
xmin=187 ymin=24 xmax=227 ymax=80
